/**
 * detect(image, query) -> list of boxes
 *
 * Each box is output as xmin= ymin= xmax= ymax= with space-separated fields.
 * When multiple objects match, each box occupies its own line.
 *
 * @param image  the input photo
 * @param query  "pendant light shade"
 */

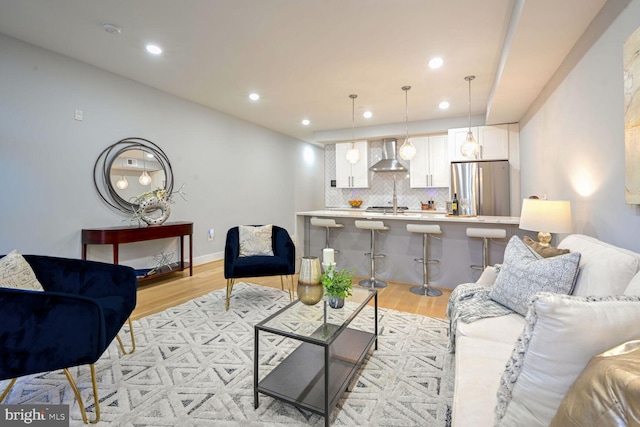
xmin=116 ymin=176 xmax=129 ymax=189
xmin=116 ymin=157 xmax=129 ymax=189
xmin=346 ymin=94 xmax=360 ymax=164
xmin=138 ymin=149 xmax=152 ymax=185
xmin=399 ymin=86 xmax=416 ymax=161
xmin=460 ymin=75 xmax=481 ymax=158
xmin=139 ymin=171 xmax=152 ymax=186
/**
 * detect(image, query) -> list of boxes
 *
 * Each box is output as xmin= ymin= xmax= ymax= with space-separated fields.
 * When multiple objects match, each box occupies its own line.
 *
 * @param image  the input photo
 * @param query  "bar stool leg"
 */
xmin=482 ymin=237 xmax=489 ymax=270
xmin=359 ymin=229 xmax=387 ymax=288
xmin=471 ymin=237 xmax=489 ymax=271
xmin=410 ymin=234 xmax=442 ymax=297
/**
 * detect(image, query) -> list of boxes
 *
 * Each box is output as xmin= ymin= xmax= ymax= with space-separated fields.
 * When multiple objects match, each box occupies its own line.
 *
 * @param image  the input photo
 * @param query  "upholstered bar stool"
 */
xmin=407 ymin=224 xmax=443 ymax=297
xmin=355 ymin=220 xmax=390 ymax=288
xmin=466 ymin=227 xmax=507 ymax=271
xmin=310 ymin=217 xmax=344 ymax=252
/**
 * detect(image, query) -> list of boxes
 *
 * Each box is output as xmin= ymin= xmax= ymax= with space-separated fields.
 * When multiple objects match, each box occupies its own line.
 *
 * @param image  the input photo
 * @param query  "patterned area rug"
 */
xmin=2 ymin=283 xmax=454 ymax=426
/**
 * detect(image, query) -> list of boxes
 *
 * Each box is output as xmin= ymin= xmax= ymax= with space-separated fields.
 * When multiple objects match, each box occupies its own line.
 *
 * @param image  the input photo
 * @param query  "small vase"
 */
xmin=328 ymin=296 xmax=344 ymax=309
xmin=297 ymin=256 xmax=323 ymax=305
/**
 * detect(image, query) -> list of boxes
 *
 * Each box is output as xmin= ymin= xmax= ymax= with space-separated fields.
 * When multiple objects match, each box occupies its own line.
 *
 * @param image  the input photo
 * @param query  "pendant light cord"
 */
xmin=404 ymin=86 xmax=410 ymax=140
xmin=465 ymin=76 xmax=475 ymax=131
xmin=350 ymin=94 xmax=357 ymax=147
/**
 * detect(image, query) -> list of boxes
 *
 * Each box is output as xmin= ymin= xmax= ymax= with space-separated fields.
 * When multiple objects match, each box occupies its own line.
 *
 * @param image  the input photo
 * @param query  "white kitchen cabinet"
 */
xmin=409 ymin=135 xmax=449 ymax=188
xmin=335 ymin=140 xmax=369 ymax=188
xmin=449 ymin=124 xmax=512 ymax=161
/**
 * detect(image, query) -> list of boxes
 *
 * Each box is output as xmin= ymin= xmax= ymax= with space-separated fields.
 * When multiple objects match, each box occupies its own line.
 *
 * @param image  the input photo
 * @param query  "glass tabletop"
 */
xmin=257 ymin=287 xmax=376 ymax=344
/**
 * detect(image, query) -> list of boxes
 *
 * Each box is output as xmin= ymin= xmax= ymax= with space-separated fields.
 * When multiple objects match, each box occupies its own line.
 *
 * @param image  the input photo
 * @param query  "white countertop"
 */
xmin=296 ymin=209 xmax=520 ymax=225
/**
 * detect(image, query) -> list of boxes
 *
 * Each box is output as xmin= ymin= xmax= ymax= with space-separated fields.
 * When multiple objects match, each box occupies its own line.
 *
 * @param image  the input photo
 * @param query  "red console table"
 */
xmin=82 ymin=221 xmax=193 ymax=282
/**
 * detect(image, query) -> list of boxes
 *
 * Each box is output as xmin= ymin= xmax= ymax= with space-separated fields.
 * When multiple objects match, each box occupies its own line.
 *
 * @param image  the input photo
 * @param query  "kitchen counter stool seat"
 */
xmin=466 ymin=227 xmax=507 ymax=271
xmin=407 ymin=224 xmax=443 ymax=297
xmin=355 ymin=220 xmax=390 ymax=288
xmin=310 ymin=217 xmax=344 ymax=253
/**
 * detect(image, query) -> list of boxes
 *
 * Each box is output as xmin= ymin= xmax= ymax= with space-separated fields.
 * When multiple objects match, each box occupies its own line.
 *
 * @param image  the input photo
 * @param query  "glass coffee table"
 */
xmin=254 ymin=287 xmax=378 ymax=427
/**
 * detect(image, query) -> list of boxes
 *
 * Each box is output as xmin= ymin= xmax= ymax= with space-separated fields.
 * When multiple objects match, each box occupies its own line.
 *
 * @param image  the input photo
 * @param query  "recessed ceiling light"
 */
xmin=363 ymin=111 xmax=373 ymax=119
xmin=428 ymin=57 xmax=444 ymax=69
xmin=102 ymin=23 xmax=121 ymax=35
xmin=301 ymin=119 xmax=310 ymax=126
xmin=439 ymin=101 xmax=450 ymax=110
xmin=249 ymin=93 xmax=260 ymax=101
xmin=146 ymin=44 xmax=162 ymax=55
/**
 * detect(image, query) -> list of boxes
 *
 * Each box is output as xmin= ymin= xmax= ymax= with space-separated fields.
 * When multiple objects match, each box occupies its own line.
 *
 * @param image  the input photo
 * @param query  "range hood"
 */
xmin=369 ymin=138 xmax=408 ymax=172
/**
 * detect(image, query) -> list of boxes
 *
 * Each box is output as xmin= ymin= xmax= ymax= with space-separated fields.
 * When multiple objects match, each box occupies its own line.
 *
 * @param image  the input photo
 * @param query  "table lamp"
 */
xmin=519 ymin=199 xmax=573 ymax=246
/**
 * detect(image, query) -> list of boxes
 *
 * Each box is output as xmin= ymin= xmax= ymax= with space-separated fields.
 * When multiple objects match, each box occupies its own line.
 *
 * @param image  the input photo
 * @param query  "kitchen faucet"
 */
xmin=391 ymin=174 xmax=398 ymax=215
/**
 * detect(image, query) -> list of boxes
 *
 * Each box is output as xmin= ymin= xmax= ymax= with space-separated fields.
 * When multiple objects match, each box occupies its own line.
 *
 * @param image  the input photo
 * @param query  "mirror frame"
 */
xmin=94 ymin=137 xmax=174 ymax=214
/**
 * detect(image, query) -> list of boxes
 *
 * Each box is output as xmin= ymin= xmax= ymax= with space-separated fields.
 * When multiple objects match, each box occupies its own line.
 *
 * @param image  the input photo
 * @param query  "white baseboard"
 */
xmin=194 ymin=251 xmax=224 ymax=266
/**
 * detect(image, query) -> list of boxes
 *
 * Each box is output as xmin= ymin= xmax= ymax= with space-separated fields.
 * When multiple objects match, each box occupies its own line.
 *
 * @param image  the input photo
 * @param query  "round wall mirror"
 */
xmin=94 ymin=137 xmax=173 ymax=214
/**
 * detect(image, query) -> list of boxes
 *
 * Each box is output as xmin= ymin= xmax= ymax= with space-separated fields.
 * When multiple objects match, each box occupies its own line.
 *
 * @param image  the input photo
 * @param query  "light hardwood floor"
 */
xmin=131 ymin=259 xmax=452 ymax=321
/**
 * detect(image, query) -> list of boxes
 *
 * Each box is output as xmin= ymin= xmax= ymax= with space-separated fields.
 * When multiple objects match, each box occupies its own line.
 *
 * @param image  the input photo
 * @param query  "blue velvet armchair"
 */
xmin=224 ymin=225 xmax=295 ymax=310
xmin=0 ymin=255 xmax=137 ymax=424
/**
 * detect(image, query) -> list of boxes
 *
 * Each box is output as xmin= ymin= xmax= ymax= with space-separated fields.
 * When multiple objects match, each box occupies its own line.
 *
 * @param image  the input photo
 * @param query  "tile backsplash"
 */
xmin=324 ymin=141 xmax=451 ymax=210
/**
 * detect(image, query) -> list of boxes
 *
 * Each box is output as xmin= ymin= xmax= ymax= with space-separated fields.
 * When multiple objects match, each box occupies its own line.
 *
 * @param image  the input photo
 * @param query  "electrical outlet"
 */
xmin=74 ymin=109 xmax=83 ymax=121
xmin=207 ymin=228 xmax=214 ymax=241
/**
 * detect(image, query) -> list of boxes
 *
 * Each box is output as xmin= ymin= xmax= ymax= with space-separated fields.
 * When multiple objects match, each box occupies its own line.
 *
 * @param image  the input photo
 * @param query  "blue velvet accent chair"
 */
xmin=0 ymin=255 xmax=137 ymax=424
xmin=224 ymin=225 xmax=295 ymax=310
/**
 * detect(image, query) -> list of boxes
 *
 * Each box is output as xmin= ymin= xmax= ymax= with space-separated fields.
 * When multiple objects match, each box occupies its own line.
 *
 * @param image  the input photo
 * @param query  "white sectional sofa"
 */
xmin=449 ymin=234 xmax=640 ymax=427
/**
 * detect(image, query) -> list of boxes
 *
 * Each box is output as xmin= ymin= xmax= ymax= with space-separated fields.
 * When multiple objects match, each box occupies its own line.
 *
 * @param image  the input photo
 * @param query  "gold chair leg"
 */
xmin=287 ymin=275 xmax=295 ymax=301
xmin=115 ymin=317 xmax=136 ymax=355
xmin=0 ymin=378 xmax=17 ymax=402
xmin=226 ymin=278 xmax=235 ymax=311
xmin=64 ymin=364 xmax=100 ymax=424
xmin=280 ymin=275 xmax=294 ymax=301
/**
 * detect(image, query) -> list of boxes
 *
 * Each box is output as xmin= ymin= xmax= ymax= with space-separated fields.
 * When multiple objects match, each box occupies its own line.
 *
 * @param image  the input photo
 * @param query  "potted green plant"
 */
xmin=320 ymin=264 xmax=354 ymax=309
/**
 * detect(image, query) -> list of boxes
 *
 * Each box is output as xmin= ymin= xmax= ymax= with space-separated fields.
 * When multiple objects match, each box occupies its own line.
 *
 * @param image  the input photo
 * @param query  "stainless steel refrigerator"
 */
xmin=451 ymin=160 xmax=510 ymax=216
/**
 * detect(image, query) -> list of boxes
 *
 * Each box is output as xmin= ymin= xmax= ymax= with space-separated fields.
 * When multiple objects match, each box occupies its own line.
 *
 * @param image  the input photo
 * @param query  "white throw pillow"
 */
xmin=624 ymin=270 xmax=640 ymax=295
xmin=558 ymin=234 xmax=640 ymax=296
xmin=239 ymin=225 xmax=274 ymax=257
xmin=489 ymin=236 xmax=581 ymax=315
xmin=475 ymin=265 xmax=499 ymax=285
xmin=0 ymin=250 xmax=44 ymax=291
xmin=495 ymin=292 xmax=640 ymax=427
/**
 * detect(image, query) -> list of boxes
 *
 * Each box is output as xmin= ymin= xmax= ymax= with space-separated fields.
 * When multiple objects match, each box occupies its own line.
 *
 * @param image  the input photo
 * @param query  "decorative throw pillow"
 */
xmin=523 ymin=235 xmax=570 ymax=258
xmin=624 ymin=270 xmax=640 ymax=296
xmin=0 ymin=250 xmax=44 ymax=291
xmin=550 ymin=339 xmax=640 ymax=427
xmin=239 ymin=225 xmax=274 ymax=257
xmin=489 ymin=236 xmax=580 ymax=315
xmin=495 ymin=293 xmax=640 ymax=427
xmin=558 ymin=234 xmax=640 ymax=296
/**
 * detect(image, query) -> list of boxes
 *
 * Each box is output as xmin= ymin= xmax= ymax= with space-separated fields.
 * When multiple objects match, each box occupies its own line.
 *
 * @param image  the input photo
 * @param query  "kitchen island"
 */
xmin=296 ymin=209 xmax=528 ymax=289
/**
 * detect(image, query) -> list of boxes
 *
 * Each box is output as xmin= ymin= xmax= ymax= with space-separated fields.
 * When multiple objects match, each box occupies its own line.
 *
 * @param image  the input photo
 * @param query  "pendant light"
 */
xmin=138 ymin=149 xmax=152 ymax=186
xmin=116 ymin=157 xmax=129 ymax=190
xmin=460 ymin=75 xmax=481 ymax=158
xmin=399 ymin=86 xmax=416 ymax=161
xmin=345 ymin=94 xmax=360 ymax=164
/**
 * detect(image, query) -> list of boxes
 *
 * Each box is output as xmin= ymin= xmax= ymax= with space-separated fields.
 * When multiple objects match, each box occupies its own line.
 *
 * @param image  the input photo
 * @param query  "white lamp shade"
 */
xmin=519 ymin=199 xmax=573 ymax=233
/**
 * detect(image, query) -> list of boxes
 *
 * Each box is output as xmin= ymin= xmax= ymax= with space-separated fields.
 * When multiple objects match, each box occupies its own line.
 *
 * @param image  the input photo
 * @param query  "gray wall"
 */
xmin=519 ymin=0 xmax=640 ymax=252
xmin=0 ymin=34 xmax=324 ymax=268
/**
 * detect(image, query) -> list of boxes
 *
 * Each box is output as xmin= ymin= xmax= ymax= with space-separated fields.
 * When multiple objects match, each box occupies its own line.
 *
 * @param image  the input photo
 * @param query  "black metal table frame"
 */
xmin=254 ymin=290 xmax=378 ymax=427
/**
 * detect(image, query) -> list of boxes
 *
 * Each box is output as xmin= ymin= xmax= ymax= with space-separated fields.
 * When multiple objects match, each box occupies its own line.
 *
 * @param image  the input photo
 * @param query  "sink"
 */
xmin=363 ymin=212 xmax=422 ymax=218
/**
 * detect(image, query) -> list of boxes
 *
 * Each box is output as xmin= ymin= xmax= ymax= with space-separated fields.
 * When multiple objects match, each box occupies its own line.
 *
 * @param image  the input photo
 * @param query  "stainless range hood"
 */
xmin=369 ymin=138 xmax=408 ymax=172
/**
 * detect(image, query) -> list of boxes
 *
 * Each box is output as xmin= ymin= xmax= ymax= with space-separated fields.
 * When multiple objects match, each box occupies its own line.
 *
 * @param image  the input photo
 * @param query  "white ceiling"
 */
xmin=0 ymin=0 xmax=608 ymax=143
